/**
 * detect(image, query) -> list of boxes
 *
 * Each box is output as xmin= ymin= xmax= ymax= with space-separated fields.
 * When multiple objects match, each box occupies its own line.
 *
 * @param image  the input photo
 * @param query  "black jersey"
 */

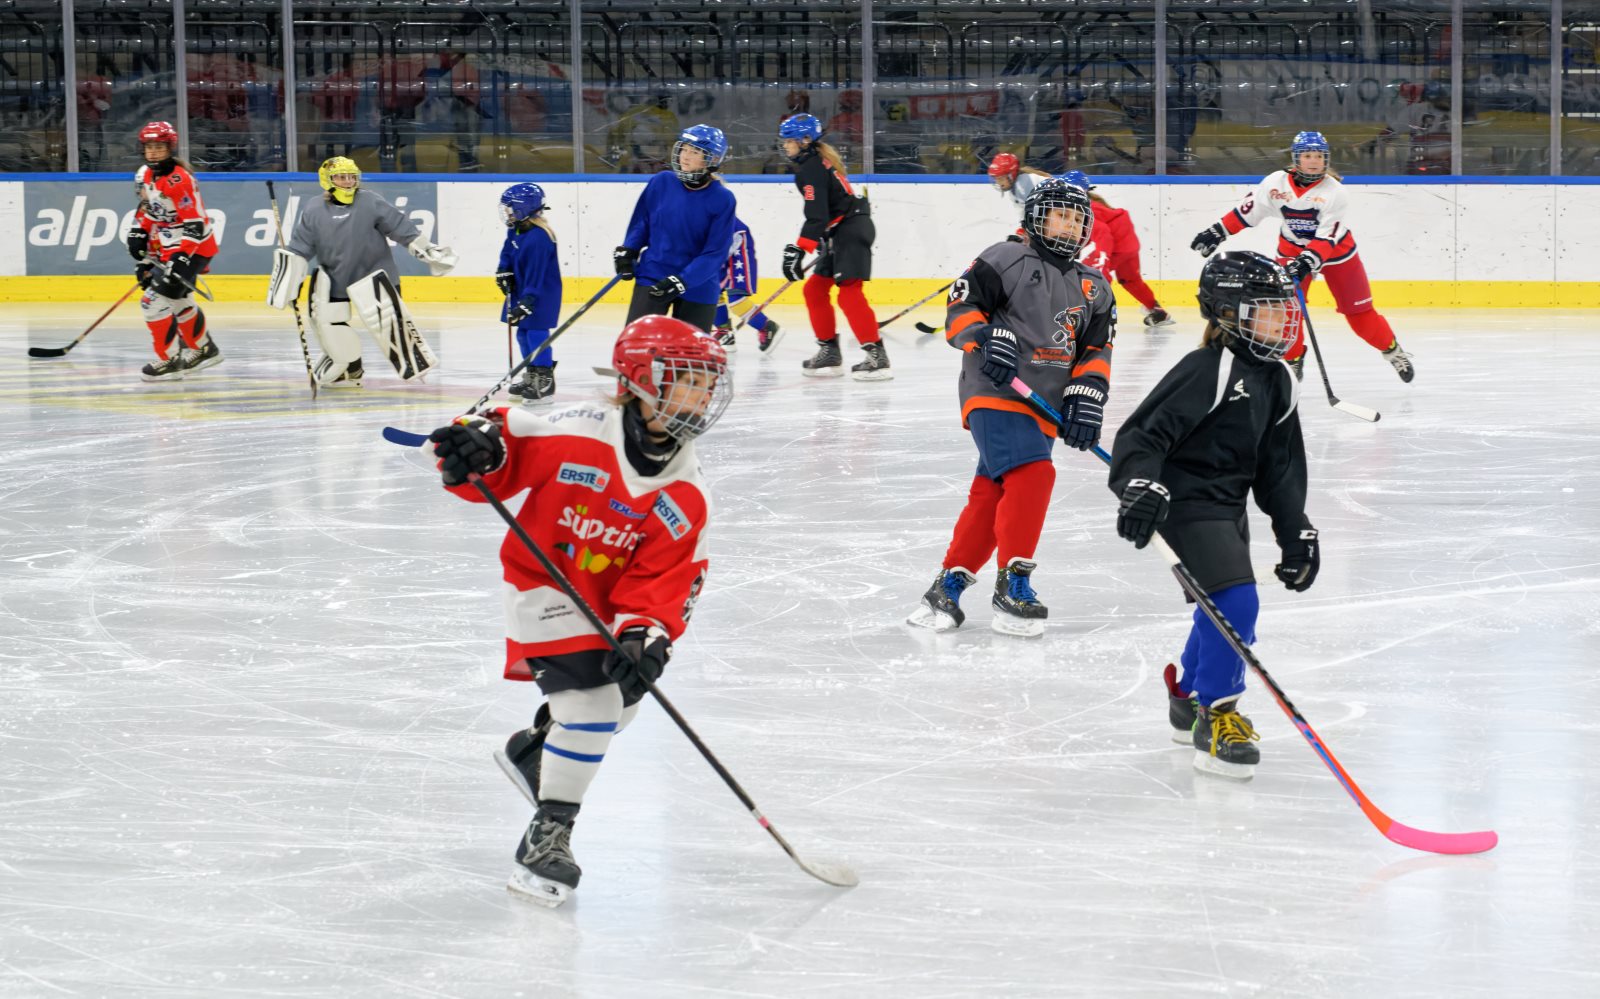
xmin=1108 ymin=339 xmax=1310 ymax=545
xmin=790 ymin=147 xmax=868 ymax=250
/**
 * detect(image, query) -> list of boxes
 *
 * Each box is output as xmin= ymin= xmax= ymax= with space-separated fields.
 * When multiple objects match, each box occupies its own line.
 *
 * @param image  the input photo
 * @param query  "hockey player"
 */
xmin=779 ymin=113 xmax=888 ymax=380
xmin=1108 ymin=251 xmax=1319 ymax=780
xmin=127 ymin=121 xmax=222 ymax=381
xmin=1061 ymin=170 xmax=1173 ymax=327
xmin=1190 ymin=131 xmax=1413 ymax=382
xmin=711 ymin=215 xmax=782 ymax=354
xmin=615 ymin=124 xmax=737 ymax=332
xmin=908 ymin=179 xmax=1117 ymax=638
xmin=428 ymin=315 xmax=730 ymax=907
xmin=265 ymin=156 xmax=457 ymax=387
xmin=495 ymin=182 xmax=562 ymax=405
xmin=987 ymin=153 xmax=1052 ymax=209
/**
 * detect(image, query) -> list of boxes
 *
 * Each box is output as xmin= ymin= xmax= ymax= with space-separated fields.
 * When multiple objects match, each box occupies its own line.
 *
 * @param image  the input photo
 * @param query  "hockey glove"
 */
xmin=151 ymin=254 xmax=197 ymax=299
xmin=1283 ymin=252 xmax=1321 ymax=283
xmin=977 ymin=326 xmax=1021 ymax=388
xmin=495 ymin=270 xmax=515 ymax=297
xmin=603 ymin=624 xmax=671 ymax=702
xmin=135 ymin=262 xmax=156 ymax=291
xmin=1274 ymin=526 xmax=1321 ymax=592
xmin=408 ymin=238 xmax=458 ymax=275
xmin=613 ymin=246 xmax=638 ymax=280
xmin=428 ymin=415 xmax=506 ymax=487
xmin=1190 ymin=223 xmax=1227 ymax=258
xmin=1060 ymin=383 xmax=1106 ymax=452
xmin=1116 ymin=478 xmax=1171 ymax=549
xmin=506 ymin=298 xmax=535 ymax=326
xmin=781 ymin=243 xmax=806 ymax=283
xmin=126 ymin=228 xmax=150 ymax=262
xmin=648 ymin=275 xmax=687 ymax=302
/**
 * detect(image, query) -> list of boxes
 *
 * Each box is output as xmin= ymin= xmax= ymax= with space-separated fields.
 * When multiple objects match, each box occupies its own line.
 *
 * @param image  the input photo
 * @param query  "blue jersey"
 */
xmin=622 ymin=173 xmax=737 ymax=305
xmin=722 ymin=217 xmax=758 ymax=297
xmin=497 ymin=223 xmax=562 ymax=329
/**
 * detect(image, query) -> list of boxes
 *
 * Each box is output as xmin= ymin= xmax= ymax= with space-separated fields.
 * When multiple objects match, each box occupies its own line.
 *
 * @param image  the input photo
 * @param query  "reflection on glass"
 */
xmin=1463 ymin=3 xmax=1552 ymax=175
xmin=4 ymin=1 xmax=68 ymax=171
xmin=1561 ymin=2 xmax=1600 ymax=174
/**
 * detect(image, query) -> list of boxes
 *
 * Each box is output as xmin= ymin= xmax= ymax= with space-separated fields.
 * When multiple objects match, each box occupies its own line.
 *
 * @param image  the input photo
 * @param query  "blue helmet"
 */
xmin=1290 ymin=130 xmax=1330 ymax=156
xmin=1059 ymin=169 xmax=1094 ymax=191
xmin=778 ymin=113 xmax=824 ymax=142
xmin=673 ymin=124 xmax=727 ymax=185
xmin=500 ymin=182 xmax=546 ymax=227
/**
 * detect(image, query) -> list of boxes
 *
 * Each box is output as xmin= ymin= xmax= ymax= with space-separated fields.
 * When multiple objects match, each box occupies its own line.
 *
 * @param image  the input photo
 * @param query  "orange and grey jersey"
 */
xmin=944 ymin=239 xmax=1117 ymax=437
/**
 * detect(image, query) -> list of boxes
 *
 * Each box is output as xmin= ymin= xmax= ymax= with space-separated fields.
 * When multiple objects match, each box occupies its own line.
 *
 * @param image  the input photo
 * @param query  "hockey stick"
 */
xmin=266 ymin=181 xmax=318 ymax=400
xmin=466 ymin=472 xmax=860 ymax=888
xmin=730 ymin=260 xmax=814 ymax=333
xmin=27 ymin=283 xmax=139 ymax=358
xmin=382 ymin=275 xmax=623 ymax=447
xmin=877 ymin=282 xmax=953 ymax=331
xmin=914 ymin=321 xmax=943 ymax=336
xmin=1296 ymin=289 xmax=1379 ymax=423
xmin=1010 ymin=376 xmax=1497 ymax=855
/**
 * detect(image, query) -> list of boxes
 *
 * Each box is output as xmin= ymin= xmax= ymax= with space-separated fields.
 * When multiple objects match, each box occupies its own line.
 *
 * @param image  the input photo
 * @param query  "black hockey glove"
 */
xmin=507 ymin=298 xmax=534 ymax=326
xmin=428 ymin=415 xmax=506 ymax=487
xmin=135 ymin=262 xmax=156 ymax=290
xmin=603 ymin=624 xmax=671 ymax=701
xmin=1191 ymin=223 xmax=1227 ymax=258
xmin=495 ymin=270 xmax=515 ymax=297
xmin=150 ymin=254 xmax=197 ymax=299
xmin=781 ymin=243 xmax=806 ymax=283
xmin=1060 ymin=383 xmax=1106 ymax=452
xmin=1274 ymin=526 xmax=1321 ymax=592
xmin=1116 ymin=478 xmax=1171 ymax=549
xmin=126 ymin=228 xmax=149 ymax=262
xmin=977 ymin=326 xmax=1021 ymax=389
xmin=1283 ymin=251 xmax=1321 ymax=283
xmin=613 ymin=246 xmax=638 ymax=280
xmin=648 ymin=275 xmax=687 ymax=302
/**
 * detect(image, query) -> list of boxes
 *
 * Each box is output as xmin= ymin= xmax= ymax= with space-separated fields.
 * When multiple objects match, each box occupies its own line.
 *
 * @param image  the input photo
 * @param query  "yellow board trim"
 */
xmin=3 ymin=275 xmax=1599 ymax=309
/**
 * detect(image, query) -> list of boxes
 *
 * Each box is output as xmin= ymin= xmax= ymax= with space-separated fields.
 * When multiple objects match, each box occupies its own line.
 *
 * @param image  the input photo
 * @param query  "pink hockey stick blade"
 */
xmin=1382 ymin=821 xmax=1498 ymax=856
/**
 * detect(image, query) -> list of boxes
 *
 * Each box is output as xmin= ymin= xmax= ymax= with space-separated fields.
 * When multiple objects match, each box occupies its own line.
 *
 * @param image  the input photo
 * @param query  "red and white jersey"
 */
xmin=1078 ymin=205 xmax=1116 ymax=277
xmin=134 ymin=164 xmax=219 ymax=261
xmin=445 ymin=401 xmax=711 ymax=681
xmin=1220 ymin=169 xmax=1356 ymax=266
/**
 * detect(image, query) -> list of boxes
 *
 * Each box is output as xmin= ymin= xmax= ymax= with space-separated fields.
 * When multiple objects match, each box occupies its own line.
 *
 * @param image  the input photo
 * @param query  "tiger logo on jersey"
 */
xmin=1052 ymin=306 xmax=1084 ymax=349
xmin=1081 ymin=278 xmax=1098 ymax=302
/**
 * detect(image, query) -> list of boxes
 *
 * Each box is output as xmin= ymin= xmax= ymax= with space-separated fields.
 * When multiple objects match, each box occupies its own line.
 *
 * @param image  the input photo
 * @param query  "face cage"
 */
xmin=500 ymin=202 xmax=534 ymax=228
xmin=633 ymin=356 xmax=732 ymax=443
xmin=1232 ymin=296 xmax=1302 ymax=362
xmin=1292 ymin=152 xmax=1328 ymax=180
xmin=672 ymin=140 xmax=717 ymax=185
xmin=1026 ymin=200 xmax=1091 ymax=258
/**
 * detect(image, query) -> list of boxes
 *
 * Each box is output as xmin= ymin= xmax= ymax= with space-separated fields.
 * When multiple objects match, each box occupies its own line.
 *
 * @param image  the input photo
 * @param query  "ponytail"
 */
xmin=817 ymin=141 xmax=848 ymax=177
xmin=530 ymin=216 xmax=557 ymax=243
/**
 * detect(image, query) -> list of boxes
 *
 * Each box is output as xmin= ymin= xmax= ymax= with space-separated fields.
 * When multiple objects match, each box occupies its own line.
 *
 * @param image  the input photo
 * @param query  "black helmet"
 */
xmin=1021 ymin=178 xmax=1093 ymax=258
xmin=1196 ymin=251 xmax=1301 ymax=363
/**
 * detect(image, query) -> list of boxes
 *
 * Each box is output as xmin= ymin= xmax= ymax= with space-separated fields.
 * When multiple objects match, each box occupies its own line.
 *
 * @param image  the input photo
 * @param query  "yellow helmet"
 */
xmin=318 ymin=156 xmax=361 ymax=205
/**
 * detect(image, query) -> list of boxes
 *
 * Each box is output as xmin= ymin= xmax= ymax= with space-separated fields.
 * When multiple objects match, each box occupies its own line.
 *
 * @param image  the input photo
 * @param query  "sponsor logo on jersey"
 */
xmin=1051 ymin=306 xmax=1084 ymax=348
xmin=1081 ymin=278 xmax=1098 ymax=302
xmin=608 ymin=497 xmax=647 ymax=520
xmin=557 ymin=462 xmax=610 ymax=492
xmin=653 ymin=492 xmax=691 ymax=540
xmin=557 ymin=504 xmax=644 ymax=551
xmin=547 ymin=405 xmax=607 ymax=424
xmin=1029 ymin=346 xmax=1075 ymax=369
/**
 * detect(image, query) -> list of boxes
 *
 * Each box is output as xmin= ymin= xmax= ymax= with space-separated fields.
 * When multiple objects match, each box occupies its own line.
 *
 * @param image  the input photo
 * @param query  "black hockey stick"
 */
xmin=914 ymin=321 xmax=943 ymax=336
xmin=266 ymin=181 xmax=318 ymax=400
xmin=28 ymin=283 xmax=139 ymax=358
xmin=730 ymin=260 xmax=814 ymax=334
xmin=877 ymin=281 xmax=952 ymax=331
xmin=381 ymin=275 xmax=623 ymax=447
xmin=1011 ymin=377 xmax=1496 ymax=855
xmin=1297 ymin=289 xmax=1379 ymax=423
xmin=466 ymin=472 xmax=860 ymax=887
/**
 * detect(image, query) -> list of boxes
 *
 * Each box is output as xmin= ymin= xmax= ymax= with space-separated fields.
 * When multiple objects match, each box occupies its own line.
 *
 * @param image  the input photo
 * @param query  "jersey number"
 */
xmin=950 ymin=277 xmax=970 ymax=303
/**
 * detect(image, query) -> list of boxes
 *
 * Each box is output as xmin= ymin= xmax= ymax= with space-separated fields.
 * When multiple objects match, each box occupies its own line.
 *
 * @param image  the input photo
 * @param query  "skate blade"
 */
xmin=905 ymin=604 xmax=959 ymax=632
xmin=1170 ymin=727 xmax=1194 ymax=745
xmin=506 ymin=867 xmax=573 ymax=908
xmin=140 ymin=371 xmax=185 ymax=383
xmin=520 ymin=396 xmax=555 ymax=408
xmin=990 ymin=613 xmax=1044 ymax=638
xmin=801 ymin=367 xmax=845 ymax=378
xmin=493 ymin=749 xmax=536 ymax=807
xmin=189 ymin=355 xmax=224 ymax=373
xmin=759 ymin=328 xmax=786 ymax=354
xmin=1192 ymin=751 xmax=1256 ymax=781
xmin=850 ymin=369 xmax=894 ymax=382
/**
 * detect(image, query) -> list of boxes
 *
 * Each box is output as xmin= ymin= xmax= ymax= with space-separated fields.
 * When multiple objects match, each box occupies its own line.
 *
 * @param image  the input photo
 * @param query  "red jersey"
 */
xmin=1079 ymin=204 xmax=1116 ymax=277
xmin=1093 ymin=200 xmax=1140 ymax=257
xmin=446 ymin=402 xmax=711 ymax=680
xmin=134 ymin=163 xmax=219 ymax=261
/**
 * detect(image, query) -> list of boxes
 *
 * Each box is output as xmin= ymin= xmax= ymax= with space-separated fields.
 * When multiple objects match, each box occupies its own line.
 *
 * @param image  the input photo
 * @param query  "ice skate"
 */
xmin=757 ymin=319 xmax=784 ymax=354
xmin=493 ymin=703 xmax=552 ymax=806
xmin=507 ymin=801 xmax=581 ymax=907
xmin=522 ymin=364 xmax=556 ymax=407
xmin=714 ymin=325 xmax=737 ymax=352
xmin=185 ymin=335 xmax=224 ymax=374
xmin=850 ymin=341 xmax=893 ymax=382
xmin=1192 ymin=695 xmax=1260 ymax=780
xmin=801 ymin=338 xmax=843 ymax=377
xmin=140 ymin=352 xmax=189 ymax=382
xmin=1165 ymin=664 xmax=1198 ymax=744
xmin=991 ymin=558 xmax=1046 ymax=637
xmin=1382 ymin=340 xmax=1415 ymax=383
xmin=313 ymin=356 xmax=363 ymax=388
xmin=1143 ymin=307 xmax=1175 ymax=328
xmin=906 ymin=567 xmax=977 ymax=631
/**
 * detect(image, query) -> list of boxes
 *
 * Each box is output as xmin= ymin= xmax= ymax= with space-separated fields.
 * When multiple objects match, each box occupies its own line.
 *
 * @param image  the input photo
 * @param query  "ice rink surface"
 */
xmin=3 ymin=300 xmax=1599 ymax=998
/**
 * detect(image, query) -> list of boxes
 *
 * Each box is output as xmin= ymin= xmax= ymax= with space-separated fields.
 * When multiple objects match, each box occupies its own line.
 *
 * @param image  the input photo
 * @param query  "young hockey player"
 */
xmin=987 ymin=153 xmax=1053 ymax=210
xmin=127 ymin=121 xmax=222 ymax=381
xmin=429 ymin=315 xmax=731 ymax=907
xmin=1190 ymin=131 xmax=1413 ymax=382
xmin=1061 ymin=170 xmax=1173 ymax=327
xmin=615 ymin=124 xmax=737 ymax=332
xmin=495 ymin=182 xmax=562 ymax=404
xmin=711 ymin=215 xmax=782 ymax=354
xmin=266 ymin=156 xmax=457 ymax=386
xmin=908 ymin=179 xmax=1117 ymax=638
xmin=1107 ymin=251 xmax=1320 ymax=780
xmin=778 ymin=113 xmax=888 ymax=380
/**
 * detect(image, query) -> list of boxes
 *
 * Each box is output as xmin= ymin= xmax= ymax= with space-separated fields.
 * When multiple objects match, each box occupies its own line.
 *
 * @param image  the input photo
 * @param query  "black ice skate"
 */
xmin=140 ymin=352 xmax=189 ymax=382
xmin=1165 ymin=664 xmax=1198 ymax=744
xmin=1193 ymin=695 xmax=1261 ymax=780
xmin=757 ymin=319 xmax=784 ymax=354
xmin=1143 ymin=307 xmax=1175 ymax=328
xmin=185 ymin=335 xmax=224 ymax=374
xmin=714 ymin=325 xmax=737 ymax=352
xmin=991 ymin=558 xmax=1047 ymax=637
xmin=851 ymin=341 xmax=893 ymax=382
xmin=508 ymin=800 xmax=581 ymax=907
xmin=522 ymin=364 xmax=556 ymax=406
xmin=1383 ymin=341 xmax=1415 ymax=383
xmin=905 ymin=567 xmax=977 ymax=631
xmin=494 ymin=702 xmax=553 ymax=806
xmin=801 ymin=338 xmax=843 ymax=377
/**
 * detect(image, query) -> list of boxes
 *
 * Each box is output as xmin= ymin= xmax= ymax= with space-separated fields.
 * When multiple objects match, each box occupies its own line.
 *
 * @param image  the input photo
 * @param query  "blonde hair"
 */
xmin=1088 ymin=190 xmax=1111 ymax=207
xmin=817 ymin=141 xmax=848 ymax=176
xmin=530 ymin=216 xmax=557 ymax=242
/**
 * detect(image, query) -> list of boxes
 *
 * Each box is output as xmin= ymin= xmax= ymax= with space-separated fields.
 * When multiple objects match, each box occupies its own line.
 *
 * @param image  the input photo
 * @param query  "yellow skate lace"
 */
xmin=1209 ymin=710 xmax=1260 ymax=757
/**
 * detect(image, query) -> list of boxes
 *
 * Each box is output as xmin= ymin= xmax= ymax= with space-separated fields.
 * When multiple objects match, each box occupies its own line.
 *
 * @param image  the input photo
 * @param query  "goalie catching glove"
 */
xmin=407 ymin=237 xmax=458 ymax=276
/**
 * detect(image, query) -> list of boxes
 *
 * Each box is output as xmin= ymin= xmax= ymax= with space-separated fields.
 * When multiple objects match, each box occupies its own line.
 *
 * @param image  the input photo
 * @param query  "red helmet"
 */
xmin=138 ymin=121 xmax=178 ymax=146
xmin=987 ymin=152 xmax=1020 ymax=182
xmin=611 ymin=315 xmax=731 ymax=443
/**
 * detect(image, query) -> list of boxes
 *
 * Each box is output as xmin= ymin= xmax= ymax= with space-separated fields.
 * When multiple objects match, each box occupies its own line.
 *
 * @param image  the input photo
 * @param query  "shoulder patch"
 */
xmin=652 ymin=491 xmax=691 ymax=540
xmin=557 ymin=462 xmax=611 ymax=492
xmin=1082 ymin=277 xmax=1098 ymax=302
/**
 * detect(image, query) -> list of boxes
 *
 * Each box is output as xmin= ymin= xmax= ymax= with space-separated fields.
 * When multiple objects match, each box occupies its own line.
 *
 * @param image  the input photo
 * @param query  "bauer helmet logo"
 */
xmin=557 ymin=463 xmax=611 ymax=492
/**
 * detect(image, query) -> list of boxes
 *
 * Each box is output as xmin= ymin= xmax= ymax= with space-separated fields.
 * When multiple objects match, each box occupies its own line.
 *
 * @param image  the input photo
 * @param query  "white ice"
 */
xmin=2 ymin=301 xmax=1598 ymax=998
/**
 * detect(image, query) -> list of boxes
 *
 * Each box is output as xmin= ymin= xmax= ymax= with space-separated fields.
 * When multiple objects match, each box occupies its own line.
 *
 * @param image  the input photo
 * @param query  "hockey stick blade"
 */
xmin=914 ymin=321 xmax=942 ymax=335
xmin=1332 ymin=398 xmax=1381 ymax=423
xmin=382 ymin=427 xmax=430 ymax=447
xmin=28 ymin=346 xmax=69 ymax=358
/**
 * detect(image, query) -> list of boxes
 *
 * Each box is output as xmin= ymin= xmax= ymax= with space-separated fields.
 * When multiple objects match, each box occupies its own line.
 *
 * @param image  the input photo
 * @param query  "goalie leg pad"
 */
xmin=307 ymin=269 xmax=363 ymax=384
xmin=347 ymin=268 xmax=438 ymax=381
xmin=267 ymin=248 xmax=309 ymax=309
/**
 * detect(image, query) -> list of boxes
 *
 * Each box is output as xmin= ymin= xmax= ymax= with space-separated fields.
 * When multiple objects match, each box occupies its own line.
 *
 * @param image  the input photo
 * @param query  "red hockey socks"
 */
xmin=147 ymin=318 xmax=177 ymax=359
xmin=1346 ymin=308 xmax=1397 ymax=352
xmin=803 ymin=275 xmax=837 ymax=341
xmin=994 ymin=460 xmax=1056 ymax=567
xmin=175 ymin=305 xmax=207 ymax=349
xmin=943 ymin=474 xmax=1003 ymax=572
xmin=836 ymin=280 xmax=880 ymax=345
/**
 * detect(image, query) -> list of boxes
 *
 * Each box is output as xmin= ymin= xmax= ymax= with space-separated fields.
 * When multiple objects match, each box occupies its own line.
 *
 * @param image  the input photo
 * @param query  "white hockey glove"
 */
xmin=408 ymin=238 xmax=458 ymax=276
xmin=266 ymin=248 xmax=309 ymax=310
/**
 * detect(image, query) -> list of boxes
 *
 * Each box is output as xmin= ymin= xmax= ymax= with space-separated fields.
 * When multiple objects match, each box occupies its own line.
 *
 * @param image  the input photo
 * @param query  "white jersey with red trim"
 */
xmin=444 ymin=401 xmax=710 ymax=680
xmin=1222 ymin=169 xmax=1356 ymax=266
